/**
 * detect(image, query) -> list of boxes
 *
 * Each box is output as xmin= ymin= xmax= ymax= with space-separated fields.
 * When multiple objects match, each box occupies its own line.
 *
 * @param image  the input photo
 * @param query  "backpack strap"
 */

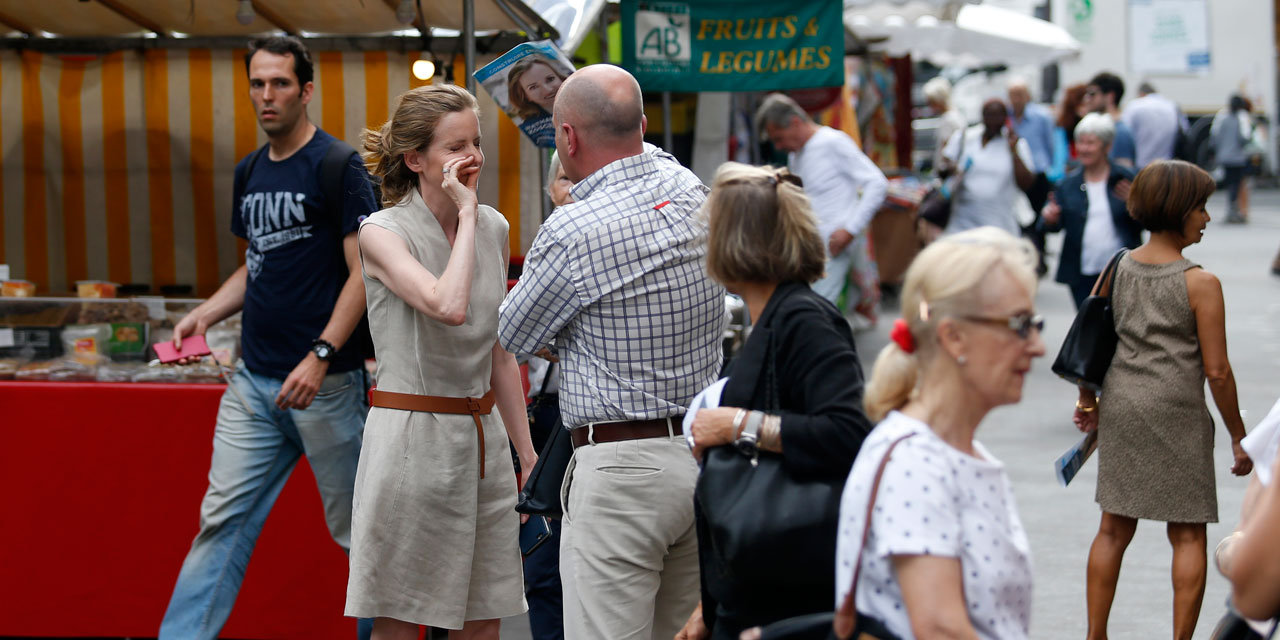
xmin=235 ymin=143 xmax=270 ymax=205
xmin=321 ymin=139 xmax=360 ymax=242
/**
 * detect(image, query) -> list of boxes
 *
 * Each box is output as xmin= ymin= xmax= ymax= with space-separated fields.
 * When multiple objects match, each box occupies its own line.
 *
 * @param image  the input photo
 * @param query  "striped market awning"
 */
xmin=0 ymin=49 xmax=542 ymax=296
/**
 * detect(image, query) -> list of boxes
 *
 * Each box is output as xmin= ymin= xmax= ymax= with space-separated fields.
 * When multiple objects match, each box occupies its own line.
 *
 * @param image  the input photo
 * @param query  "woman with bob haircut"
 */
xmin=346 ymin=83 xmax=537 ymax=640
xmin=1041 ymin=112 xmax=1142 ymax=309
xmin=676 ymin=162 xmax=873 ymax=640
xmin=834 ymin=227 xmax=1044 ymax=640
xmin=1075 ymin=159 xmax=1252 ymax=640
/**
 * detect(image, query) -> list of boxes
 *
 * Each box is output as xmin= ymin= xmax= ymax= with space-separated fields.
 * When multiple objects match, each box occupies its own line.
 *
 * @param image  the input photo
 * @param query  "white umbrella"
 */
xmin=847 ymin=2 xmax=1081 ymax=67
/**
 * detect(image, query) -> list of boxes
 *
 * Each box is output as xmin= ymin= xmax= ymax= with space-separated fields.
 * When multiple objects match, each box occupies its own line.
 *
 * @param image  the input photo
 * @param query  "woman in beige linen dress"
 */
xmin=1072 ymin=160 xmax=1252 ymax=640
xmin=345 ymin=84 xmax=537 ymax=639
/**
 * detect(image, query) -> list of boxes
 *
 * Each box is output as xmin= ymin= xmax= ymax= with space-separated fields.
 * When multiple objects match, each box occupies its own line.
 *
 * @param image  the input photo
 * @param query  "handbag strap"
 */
xmin=834 ymin=432 xmax=916 ymax=637
xmin=1097 ymin=249 xmax=1128 ymax=301
xmin=536 ymin=361 xmax=556 ymax=397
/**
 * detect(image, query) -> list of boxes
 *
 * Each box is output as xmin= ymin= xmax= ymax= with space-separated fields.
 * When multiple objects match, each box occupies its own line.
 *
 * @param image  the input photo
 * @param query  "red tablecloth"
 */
xmin=1 ymin=381 xmax=355 ymax=639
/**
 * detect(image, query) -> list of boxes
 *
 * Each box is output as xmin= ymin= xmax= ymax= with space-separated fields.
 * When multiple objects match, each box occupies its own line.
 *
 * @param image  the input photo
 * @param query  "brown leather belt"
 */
xmin=570 ymin=417 xmax=682 ymax=449
xmin=371 ymin=389 xmax=496 ymax=478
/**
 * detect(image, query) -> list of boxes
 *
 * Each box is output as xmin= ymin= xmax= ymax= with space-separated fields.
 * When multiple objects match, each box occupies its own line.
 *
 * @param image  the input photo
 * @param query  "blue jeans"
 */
xmin=159 ymin=365 xmax=370 ymax=640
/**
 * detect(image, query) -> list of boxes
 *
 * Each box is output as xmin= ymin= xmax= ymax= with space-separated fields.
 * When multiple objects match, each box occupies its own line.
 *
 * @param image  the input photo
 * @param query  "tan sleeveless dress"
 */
xmin=1096 ymin=255 xmax=1217 ymax=523
xmin=345 ymin=190 xmax=526 ymax=627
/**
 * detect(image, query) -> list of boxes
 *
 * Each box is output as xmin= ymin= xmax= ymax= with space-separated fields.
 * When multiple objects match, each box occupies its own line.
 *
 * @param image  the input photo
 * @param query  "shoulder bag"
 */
xmin=515 ymin=363 xmax=572 ymax=518
xmin=755 ymin=434 xmax=914 ymax=640
xmin=1051 ymin=249 xmax=1127 ymax=390
xmin=696 ymin=325 xmax=842 ymax=587
xmin=918 ymin=129 xmax=968 ymax=229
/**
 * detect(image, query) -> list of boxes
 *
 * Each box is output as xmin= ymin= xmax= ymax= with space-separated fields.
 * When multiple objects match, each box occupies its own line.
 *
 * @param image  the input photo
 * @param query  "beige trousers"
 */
xmin=559 ymin=433 xmax=700 ymax=640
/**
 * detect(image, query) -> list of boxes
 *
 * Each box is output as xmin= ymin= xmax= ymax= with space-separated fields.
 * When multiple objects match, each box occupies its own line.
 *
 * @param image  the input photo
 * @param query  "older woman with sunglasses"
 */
xmin=1075 ymin=160 xmax=1252 ymax=640
xmin=833 ymin=227 xmax=1044 ymax=640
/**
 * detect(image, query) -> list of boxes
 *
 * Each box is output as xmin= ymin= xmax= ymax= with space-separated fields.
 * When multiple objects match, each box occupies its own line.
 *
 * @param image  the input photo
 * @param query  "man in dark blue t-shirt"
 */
xmin=160 ymin=36 xmax=377 ymax=640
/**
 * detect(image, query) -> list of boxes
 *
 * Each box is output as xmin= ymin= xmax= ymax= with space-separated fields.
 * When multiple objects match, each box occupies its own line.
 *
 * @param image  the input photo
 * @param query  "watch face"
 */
xmin=314 ymin=344 xmax=333 ymax=360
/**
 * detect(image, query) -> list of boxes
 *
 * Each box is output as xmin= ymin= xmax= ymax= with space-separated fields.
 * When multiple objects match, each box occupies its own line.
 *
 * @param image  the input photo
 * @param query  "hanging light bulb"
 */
xmin=235 ymin=0 xmax=255 ymax=26
xmin=412 ymin=59 xmax=436 ymax=81
xmin=395 ymin=0 xmax=417 ymax=25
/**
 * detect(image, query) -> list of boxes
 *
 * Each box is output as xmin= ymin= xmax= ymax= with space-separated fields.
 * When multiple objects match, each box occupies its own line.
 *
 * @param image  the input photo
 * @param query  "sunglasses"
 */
xmin=961 ymin=312 xmax=1045 ymax=339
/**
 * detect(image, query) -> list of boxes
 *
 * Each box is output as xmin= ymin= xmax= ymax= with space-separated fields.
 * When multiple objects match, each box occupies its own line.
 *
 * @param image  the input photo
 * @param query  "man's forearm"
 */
xmin=194 ymin=265 xmax=249 ymax=328
xmin=318 ymin=270 xmax=366 ymax=350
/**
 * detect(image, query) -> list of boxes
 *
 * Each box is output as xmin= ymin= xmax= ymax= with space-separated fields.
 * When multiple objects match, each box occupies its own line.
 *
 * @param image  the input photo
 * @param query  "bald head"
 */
xmin=552 ymin=65 xmax=646 ymax=181
xmin=1007 ymin=77 xmax=1031 ymax=114
xmin=553 ymin=65 xmax=644 ymax=142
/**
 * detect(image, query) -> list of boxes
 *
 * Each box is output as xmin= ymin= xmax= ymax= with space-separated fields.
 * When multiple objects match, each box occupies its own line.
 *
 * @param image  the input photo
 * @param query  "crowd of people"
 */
xmin=152 ymin=34 xmax=1280 ymax=640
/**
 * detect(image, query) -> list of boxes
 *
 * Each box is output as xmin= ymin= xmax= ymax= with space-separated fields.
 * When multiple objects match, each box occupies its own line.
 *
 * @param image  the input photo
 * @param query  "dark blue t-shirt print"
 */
xmin=231 ymin=129 xmax=378 ymax=379
xmin=241 ymin=190 xmax=312 ymax=281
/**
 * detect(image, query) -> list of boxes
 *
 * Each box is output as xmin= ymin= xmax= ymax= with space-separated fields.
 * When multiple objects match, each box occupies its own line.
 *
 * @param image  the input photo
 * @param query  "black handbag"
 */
xmin=515 ymin=364 xmax=573 ymax=518
xmin=755 ymin=435 xmax=913 ymax=640
xmin=696 ymin=323 xmax=844 ymax=587
xmin=918 ymin=130 xmax=967 ymax=229
xmin=1052 ymin=249 xmax=1127 ymax=391
xmin=916 ymin=188 xmax=952 ymax=228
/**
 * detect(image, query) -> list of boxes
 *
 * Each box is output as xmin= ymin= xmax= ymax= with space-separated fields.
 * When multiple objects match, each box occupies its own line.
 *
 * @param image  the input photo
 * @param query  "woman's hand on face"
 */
xmin=441 ymin=156 xmax=480 ymax=215
xmin=1231 ymin=440 xmax=1254 ymax=476
xmin=690 ymin=407 xmax=742 ymax=460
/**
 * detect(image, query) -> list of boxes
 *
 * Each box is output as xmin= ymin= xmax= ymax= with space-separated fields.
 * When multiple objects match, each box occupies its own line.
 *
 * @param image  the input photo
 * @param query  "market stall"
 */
xmin=1 ymin=379 xmax=357 ymax=639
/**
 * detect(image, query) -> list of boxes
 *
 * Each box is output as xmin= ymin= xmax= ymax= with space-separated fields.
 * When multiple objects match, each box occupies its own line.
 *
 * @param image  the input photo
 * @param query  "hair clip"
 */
xmin=890 ymin=318 xmax=916 ymax=354
xmin=776 ymin=171 xmax=804 ymax=189
xmin=918 ymin=300 xmax=931 ymax=322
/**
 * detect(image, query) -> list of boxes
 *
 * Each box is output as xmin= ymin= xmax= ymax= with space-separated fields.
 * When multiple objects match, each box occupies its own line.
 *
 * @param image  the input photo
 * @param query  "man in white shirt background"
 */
xmin=1122 ymin=82 xmax=1186 ymax=168
xmin=755 ymin=93 xmax=888 ymax=317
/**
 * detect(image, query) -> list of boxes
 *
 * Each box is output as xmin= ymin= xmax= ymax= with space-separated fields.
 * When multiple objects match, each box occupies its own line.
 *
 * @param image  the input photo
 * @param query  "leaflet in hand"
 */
xmin=1055 ymin=430 xmax=1098 ymax=487
xmin=683 ymin=378 xmax=727 ymax=450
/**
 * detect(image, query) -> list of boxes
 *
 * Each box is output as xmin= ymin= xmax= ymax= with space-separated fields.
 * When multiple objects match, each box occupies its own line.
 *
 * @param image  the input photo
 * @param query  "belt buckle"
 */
xmin=466 ymin=397 xmax=481 ymax=413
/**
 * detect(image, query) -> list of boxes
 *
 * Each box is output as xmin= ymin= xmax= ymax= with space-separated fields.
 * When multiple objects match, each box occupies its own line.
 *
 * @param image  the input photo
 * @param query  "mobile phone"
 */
xmin=153 ymin=335 xmax=212 ymax=364
xmin=519 ymin=515 xmax=552 ymax=557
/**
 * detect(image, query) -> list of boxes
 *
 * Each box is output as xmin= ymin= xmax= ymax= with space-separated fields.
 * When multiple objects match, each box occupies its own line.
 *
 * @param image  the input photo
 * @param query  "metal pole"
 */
xmin=540 ymin=148 xmax=552 ymax=222
xmin=662 ymin=91 xmax=674 ymax=152
xmin=463 ymin=0 xmax=476 ymax=94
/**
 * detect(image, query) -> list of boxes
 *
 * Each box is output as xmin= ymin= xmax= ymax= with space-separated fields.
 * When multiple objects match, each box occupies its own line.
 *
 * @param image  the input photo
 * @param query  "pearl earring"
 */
xmin=957 ymin=355 xmax=967 ymax=365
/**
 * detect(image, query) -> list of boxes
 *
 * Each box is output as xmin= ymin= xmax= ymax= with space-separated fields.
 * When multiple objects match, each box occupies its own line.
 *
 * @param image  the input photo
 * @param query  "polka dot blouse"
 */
xmin=834 ymin=411 xmax=1033 ymax=639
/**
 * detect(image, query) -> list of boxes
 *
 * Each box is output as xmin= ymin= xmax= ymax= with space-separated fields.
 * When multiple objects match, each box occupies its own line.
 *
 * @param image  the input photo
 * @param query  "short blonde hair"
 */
xmin=363 ymin=84 xmax=479 ymax=207
xmin=923 ymin=77 xmax=952 ymax=107
xmin=704 ymin=162 xmax=825 ymax=286
xmin=864 ymin=227 xmax=1038 ymax=422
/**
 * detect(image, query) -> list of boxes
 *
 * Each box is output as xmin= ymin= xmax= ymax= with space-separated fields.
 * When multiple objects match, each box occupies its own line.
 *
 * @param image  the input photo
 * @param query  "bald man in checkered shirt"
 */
xmin=499 ymin=65 xmax=726 ymax=640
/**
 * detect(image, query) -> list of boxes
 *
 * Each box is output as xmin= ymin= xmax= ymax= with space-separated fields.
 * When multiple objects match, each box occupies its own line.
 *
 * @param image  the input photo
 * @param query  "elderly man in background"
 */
xmin=499 ymin=64 xmax=725 ymax=640
xmin=1123 ymin=82 xmax=1185 ymax=168
xmin=1008 ymin=76 xmax=1056 ymax=276
xmin=755 ymin=93 xmax=888 ymax=318
xmin=1008 ymin=77 xmax=1055 ymax=176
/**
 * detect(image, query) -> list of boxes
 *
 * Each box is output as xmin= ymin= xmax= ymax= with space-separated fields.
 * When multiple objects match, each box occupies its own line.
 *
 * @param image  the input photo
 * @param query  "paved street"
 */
xmin=857 ymin=187 xmax=1280 ymax=640
xmin=499 ymin=187 xmax=1280 ymax=640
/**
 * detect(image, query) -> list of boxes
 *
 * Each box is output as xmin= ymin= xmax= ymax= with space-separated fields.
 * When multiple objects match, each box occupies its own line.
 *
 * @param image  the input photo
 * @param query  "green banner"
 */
xmin=621 ymin=0 xmax=844 ymax=92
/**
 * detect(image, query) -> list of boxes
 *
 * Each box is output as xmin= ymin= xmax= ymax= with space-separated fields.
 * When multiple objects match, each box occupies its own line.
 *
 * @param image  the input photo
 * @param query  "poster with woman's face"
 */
xmin=475 ymin=41 xmax=576 ymax=149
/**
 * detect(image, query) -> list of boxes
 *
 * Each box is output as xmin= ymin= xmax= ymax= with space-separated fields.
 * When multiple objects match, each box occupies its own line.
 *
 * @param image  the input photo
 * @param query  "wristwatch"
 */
xmin=311 ymin=338 xmax=337 ymax=362
xmin=736 ymin=410 xmax=764 ymax=461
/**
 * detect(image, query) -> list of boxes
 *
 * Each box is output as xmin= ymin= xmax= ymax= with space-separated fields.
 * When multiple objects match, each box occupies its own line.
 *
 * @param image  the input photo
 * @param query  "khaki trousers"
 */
xmin=559 ymin=433 xmax=700 ymax=640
